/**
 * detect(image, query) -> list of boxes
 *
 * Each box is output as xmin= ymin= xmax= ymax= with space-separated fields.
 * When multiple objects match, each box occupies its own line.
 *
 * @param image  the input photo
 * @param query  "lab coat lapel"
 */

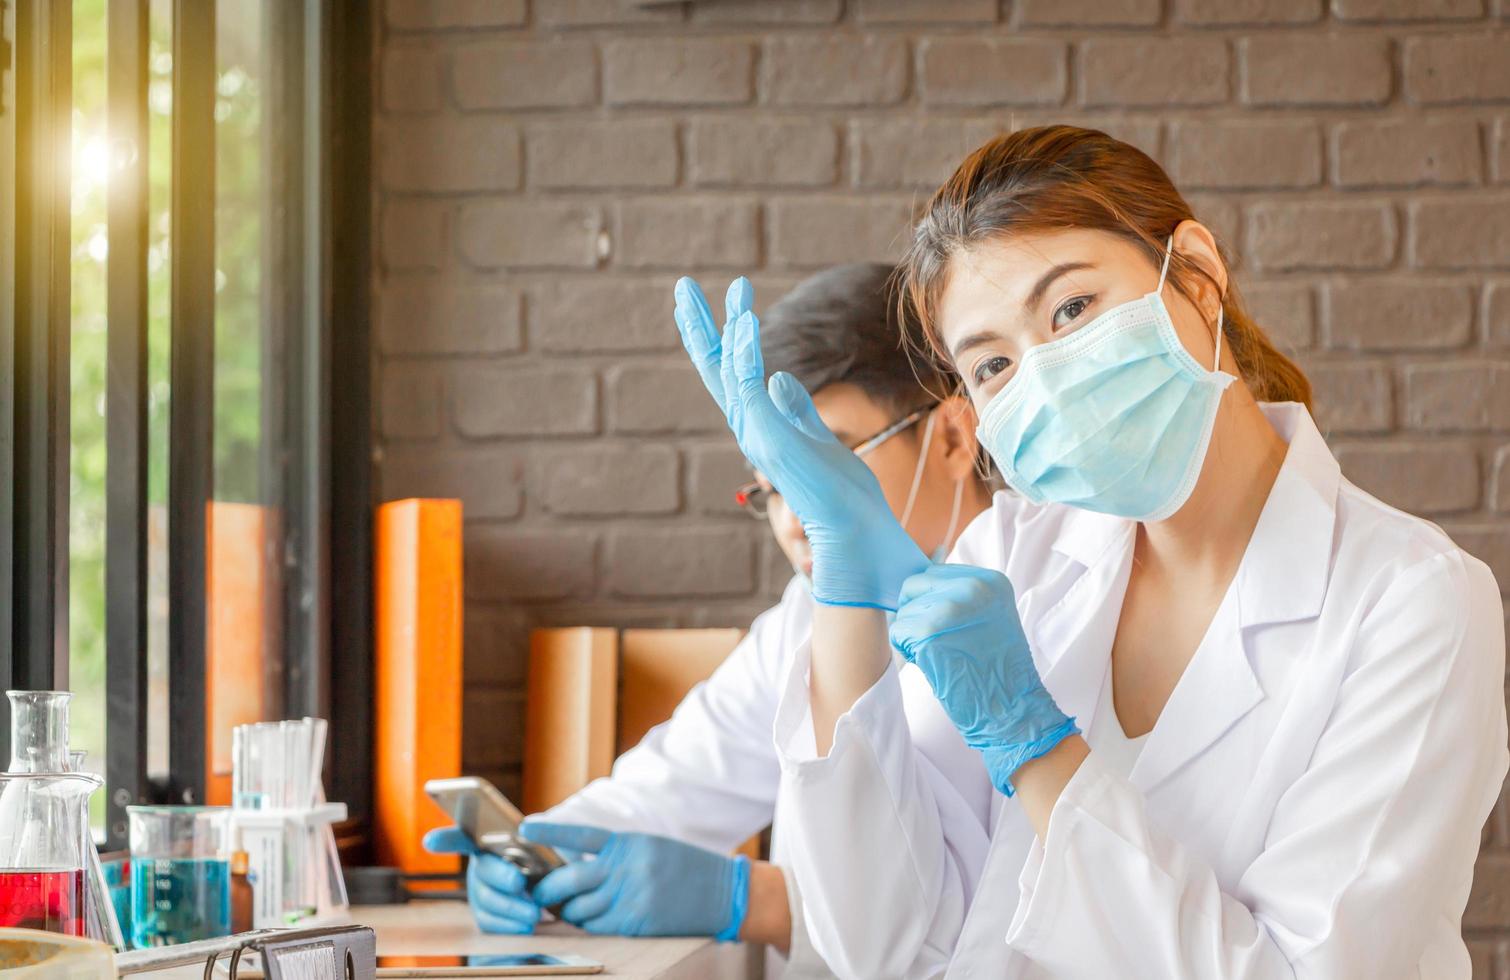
xmin=1034 ymin=512 xmax=1136 ymax=731
xmin=1129 ymin=403 xmax=1340 ymax=795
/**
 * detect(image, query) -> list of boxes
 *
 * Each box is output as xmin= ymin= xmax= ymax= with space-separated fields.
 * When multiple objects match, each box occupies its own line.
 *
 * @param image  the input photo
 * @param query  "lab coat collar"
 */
xmin=1233 ymin=402 xmax=1340 ymax=629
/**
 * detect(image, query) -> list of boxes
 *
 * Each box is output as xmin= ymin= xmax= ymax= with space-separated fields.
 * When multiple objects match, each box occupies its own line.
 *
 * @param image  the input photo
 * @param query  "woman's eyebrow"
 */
xmin=1024 ymin=261 xmax=1095 ymax=312
xmin=948 ymin=330 xmax=1000 ymax=363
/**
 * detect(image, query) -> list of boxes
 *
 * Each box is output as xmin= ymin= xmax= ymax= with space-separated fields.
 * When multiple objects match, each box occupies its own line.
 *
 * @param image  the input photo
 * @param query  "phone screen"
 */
xmin=378 ymin=955 xmax=572 ymax=967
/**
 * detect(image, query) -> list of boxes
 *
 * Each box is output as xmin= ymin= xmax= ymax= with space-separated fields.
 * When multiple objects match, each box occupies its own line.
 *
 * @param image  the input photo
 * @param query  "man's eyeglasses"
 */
xmin=734 ymin=405 xmax=932 ymax=519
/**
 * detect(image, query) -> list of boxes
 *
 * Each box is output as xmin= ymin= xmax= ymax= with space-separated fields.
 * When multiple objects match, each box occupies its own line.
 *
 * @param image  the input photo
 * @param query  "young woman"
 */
xmin=672 ymin=126 xmax=1508 ymax=978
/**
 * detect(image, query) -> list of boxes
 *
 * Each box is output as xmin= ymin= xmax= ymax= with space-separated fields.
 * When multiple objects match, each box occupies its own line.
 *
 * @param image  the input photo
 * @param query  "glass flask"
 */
xmin=126 ymin=806 xmax=231 ymax=948
xmin=0 ymin=691 xmax=123 ymax=948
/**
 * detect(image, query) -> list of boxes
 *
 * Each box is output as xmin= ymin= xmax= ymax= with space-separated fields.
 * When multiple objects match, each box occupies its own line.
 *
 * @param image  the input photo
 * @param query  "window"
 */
xmin=1 ymin=0 xmax=373 ymax=853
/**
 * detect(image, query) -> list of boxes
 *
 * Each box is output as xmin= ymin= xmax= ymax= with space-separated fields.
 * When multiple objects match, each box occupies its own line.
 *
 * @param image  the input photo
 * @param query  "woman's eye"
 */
xmin=1052 ymin=295 xmax=1093 ymax=332
xmin=972 ymin=355 xmax=1013 ymax=385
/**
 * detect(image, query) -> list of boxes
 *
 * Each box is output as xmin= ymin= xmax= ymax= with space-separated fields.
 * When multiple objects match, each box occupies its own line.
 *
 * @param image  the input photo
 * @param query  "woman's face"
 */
xmin=933 ymin=225 xmax=1226 ymax=413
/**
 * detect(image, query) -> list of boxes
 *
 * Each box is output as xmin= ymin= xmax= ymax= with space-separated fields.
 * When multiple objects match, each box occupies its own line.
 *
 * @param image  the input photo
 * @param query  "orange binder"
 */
xmin=373 ymin=498 xmax=463 ymax=873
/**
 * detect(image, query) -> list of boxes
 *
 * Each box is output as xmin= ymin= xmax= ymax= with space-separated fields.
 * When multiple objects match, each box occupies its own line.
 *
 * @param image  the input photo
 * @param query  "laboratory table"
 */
xmin=147 ymin=902 xmax=757 ymax=980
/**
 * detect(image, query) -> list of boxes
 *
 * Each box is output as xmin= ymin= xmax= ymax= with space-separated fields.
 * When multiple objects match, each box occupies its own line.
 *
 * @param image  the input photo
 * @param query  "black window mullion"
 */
xmin=105 ymin=0 xmax=151 ymax=847
xmin=167 ymin=0 xmax=213 ymax=805
xmin=10 ymin=0 xmax=70 ymax=698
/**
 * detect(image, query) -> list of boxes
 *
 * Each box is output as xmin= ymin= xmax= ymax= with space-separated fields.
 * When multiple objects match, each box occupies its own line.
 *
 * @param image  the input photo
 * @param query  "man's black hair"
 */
xmin=760 ymin=263 xmax=953 ymax=413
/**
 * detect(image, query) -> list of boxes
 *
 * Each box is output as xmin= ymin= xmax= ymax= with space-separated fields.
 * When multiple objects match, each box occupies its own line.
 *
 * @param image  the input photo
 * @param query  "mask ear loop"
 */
xmin=1161 ymin=234 xmax=1224 ymax=374
xmin=899 ymin=408 xmax=938 ymax=530
xmin=939 ymin=475 xmax=964 ymax=559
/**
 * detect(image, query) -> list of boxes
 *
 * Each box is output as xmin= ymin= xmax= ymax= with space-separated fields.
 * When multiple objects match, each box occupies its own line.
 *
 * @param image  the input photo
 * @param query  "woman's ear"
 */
xmin=932 ymin=395 xmax=980 ymax=483
xmin=1171 ymin=218 xmax=1228 ymax=317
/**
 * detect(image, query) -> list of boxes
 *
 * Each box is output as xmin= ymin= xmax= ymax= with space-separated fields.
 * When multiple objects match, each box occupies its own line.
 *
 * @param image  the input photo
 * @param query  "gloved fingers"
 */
xmin=580 ymin=910 xmax=633 ymax=936
xmin=422 ymin=825 xmax=478 ymax=856
xmin=768 ymin=372 xmax=840 ymax=445
xmin=471 ymin=901 xmax=538 ymax=935
xmin=530 ymin=856 xmax=611 ymax=909
xmin=471 ymin=851 xmax=529 ymax=896
xmin=673 ymin=277 xmax=729 ymax=415
xmin=719 ymin=310 xmax=797 ymax=454
xmin=519 ymin=821 xmax=613 ymax=855
xmin=557 ymin=886 xmax=614 ymax=927
xmin=724 ymin=276 xmax=754 ymax=325
xmin=896 ymin=562 xmax=1010 ymax=610
xmin=469 ymin=864 xmax=541 ymax=927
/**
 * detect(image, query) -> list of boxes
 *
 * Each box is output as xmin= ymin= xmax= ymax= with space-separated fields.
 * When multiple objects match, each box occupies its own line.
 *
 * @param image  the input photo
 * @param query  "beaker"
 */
xmin=126 ymin=807 xmax=231 ymax=948
xmin=0 ymin=692 xmax=109 ymax=942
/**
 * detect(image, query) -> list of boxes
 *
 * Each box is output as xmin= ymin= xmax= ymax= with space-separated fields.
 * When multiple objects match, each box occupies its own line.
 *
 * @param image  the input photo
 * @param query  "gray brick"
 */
xmin=767 ymin=197 xmax=914 ymax=269
xmin=616 ymin=198 xmax=760 ymax=270
xmin=919 ymin=38 xmax=1068 ymax=107
xmin=381 ymin=201 xmax=447 ymax=272
xmin=1080 ymin=38 xmax=1229 ymax=107
xmin=462 ymin=689 xmax=524 ymax=769
xmin=380 ymin=446 xmax=526 ymax=520
xmin=1241 ymin=35 xmax=1392 ymax=107
xmin=1333 ymin=119 xmax=1482 ymax=189
xmin=1493 ymin=446 xmax=1510 ymax=512
xmin=536 ymin=0 xmax=683 ymax=27
xmin=604 ymin=527 xmax=755 ymax=598
xmin=1246 ymin=202 xmax=1396 ymax=272
xmin=852 ymin=118 xmax=1002 ymax=190
xmin=452 ymin=40 xmax=597 ymax=111
xmin=1494 ymin=116 xmax=1510 ymax=184
xmin=855 ymin=0 xmax=997 ymax=21
xmin=526 ymin=120 xmax=678 ymax=191
xmin=1404 ymin=35 xmax=1510 ymax=105
xmin=386 ymin=0 xmax=526 ymax=29
xmin=607 ymin=364 xmax=726 ymax=434
xmin=1305 ymin=362 xmax=1394 ymax=434
xmin=453 ymin=365 xmax=598 ymax=437
xmin=688 ymin=445 xmax=751 ymax=515
xmin=691 ymin=0 xmax=842 ymax=22
xmin=1404 ymin=362 xmax=1510 ymax=431
xmin=1168 ymin=120 xmax=1322 ymax=190
xmin=688 ymin=119 xmax=839 ymax=188
xmin=1323 ymin=281 xmax=1473 ymax=351
xmin=463 ymin=605 xmax=528 ymax=687
xmin=764 ymin=36 xmax=909 ymax=107
xmin=465 ymin=527 xmax=596 ymax=601
xmin=1174 ymin=0 xmax=1322 ymax=22
xmin=1335 ymin=443 xmax=1480 ymax=514
xmin=458 ymin=201 xmax=603 ymax=270
xmin=379 ymin=280 xmax=523 ymax=355
xmin=1410 ymin=198 xmax=1510 ymax=270
xmin=1489 ymin=282 xmax=1510 ymax=347
xmin=604 ymin=38 xmax=755 ymax=107
xmin=379 ymin=118 xmax=520 ymax=193
xmin=380 ymin=361 xmax=445 ymax=440
xmin=1241 ymin=281 xmax=1315 ymax=351
xmin=381 ymin=47 xmax=445 ymax=113
xmin=1332 ymin=0 xmax=1483 ymax=18
xmin=541 ymin=445 xmax=680 ymax=516
xmin=530 ymin=280 xmax=676 ymax=354
xmin=1017 ymin=0 xmax=1161 ymax=25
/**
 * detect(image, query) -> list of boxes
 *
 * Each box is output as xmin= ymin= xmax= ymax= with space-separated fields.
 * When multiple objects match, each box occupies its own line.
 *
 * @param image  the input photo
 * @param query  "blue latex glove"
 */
xmin=673 ymin=276 xmax=928 ymax=610
xmin=521 ymin=822 xmax=750 ymax=939
xmin=890 ymin=564 xmax=1080 ymax=796
xmin=423 ymin=826 xmax=542 ymax=934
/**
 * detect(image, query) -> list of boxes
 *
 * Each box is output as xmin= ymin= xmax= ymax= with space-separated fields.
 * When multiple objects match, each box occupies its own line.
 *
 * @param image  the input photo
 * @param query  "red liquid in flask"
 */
xmin=0 ymin=868 xmax=86 ymax=935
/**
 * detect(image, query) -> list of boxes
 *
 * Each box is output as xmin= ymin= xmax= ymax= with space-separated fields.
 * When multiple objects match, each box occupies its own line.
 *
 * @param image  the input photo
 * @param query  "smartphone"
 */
xmin=375 ymin=953 xmax=603 ymax=977
xmin=424 ymin=777 xmax=565 ymax=887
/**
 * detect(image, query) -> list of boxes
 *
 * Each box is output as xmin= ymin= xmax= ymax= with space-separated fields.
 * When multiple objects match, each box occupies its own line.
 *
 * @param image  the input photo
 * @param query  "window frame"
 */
xmin=0 ymin=0 xmax=374 ymax=853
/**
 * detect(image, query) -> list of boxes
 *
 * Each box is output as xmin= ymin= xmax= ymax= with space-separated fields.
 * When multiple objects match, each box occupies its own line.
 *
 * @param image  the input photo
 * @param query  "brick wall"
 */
xmin=371 ymin=0 xmax=1510 ymax=968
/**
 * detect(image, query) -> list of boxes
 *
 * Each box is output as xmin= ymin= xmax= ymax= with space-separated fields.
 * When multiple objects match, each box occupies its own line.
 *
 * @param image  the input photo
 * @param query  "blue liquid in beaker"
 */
xmin=130 ymin=857 xmax=231 ymax=948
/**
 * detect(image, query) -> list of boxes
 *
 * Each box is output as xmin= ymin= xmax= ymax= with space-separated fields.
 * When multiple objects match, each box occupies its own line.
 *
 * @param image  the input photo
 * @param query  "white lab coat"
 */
xmin=772 ymin=402 xmax=1509 ymax=979
xmin=542 ymin=575 xmax=992 ymax=978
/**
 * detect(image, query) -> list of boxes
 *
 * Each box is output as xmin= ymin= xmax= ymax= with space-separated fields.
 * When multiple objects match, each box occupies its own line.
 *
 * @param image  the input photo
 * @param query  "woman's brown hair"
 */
xmin=899 ymin=125 xmax=1312 ymax=410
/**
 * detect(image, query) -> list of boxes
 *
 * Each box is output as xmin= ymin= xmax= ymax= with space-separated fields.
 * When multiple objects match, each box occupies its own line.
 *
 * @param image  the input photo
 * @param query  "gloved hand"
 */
xmin=673 ymin=276 xmax=928 ymax=610
xmin=890 ymin=564 xmax=1080 ymax=796
xmin=423 ymin=826 xmax=541 ymax=934
xmin=520 ymin=822 xmax=750 ymax=939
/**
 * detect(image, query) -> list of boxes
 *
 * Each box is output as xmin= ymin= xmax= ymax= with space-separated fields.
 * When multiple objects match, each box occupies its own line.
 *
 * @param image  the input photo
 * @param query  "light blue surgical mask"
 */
xmin=975 ymin=238 xmax=1235 ymax=523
